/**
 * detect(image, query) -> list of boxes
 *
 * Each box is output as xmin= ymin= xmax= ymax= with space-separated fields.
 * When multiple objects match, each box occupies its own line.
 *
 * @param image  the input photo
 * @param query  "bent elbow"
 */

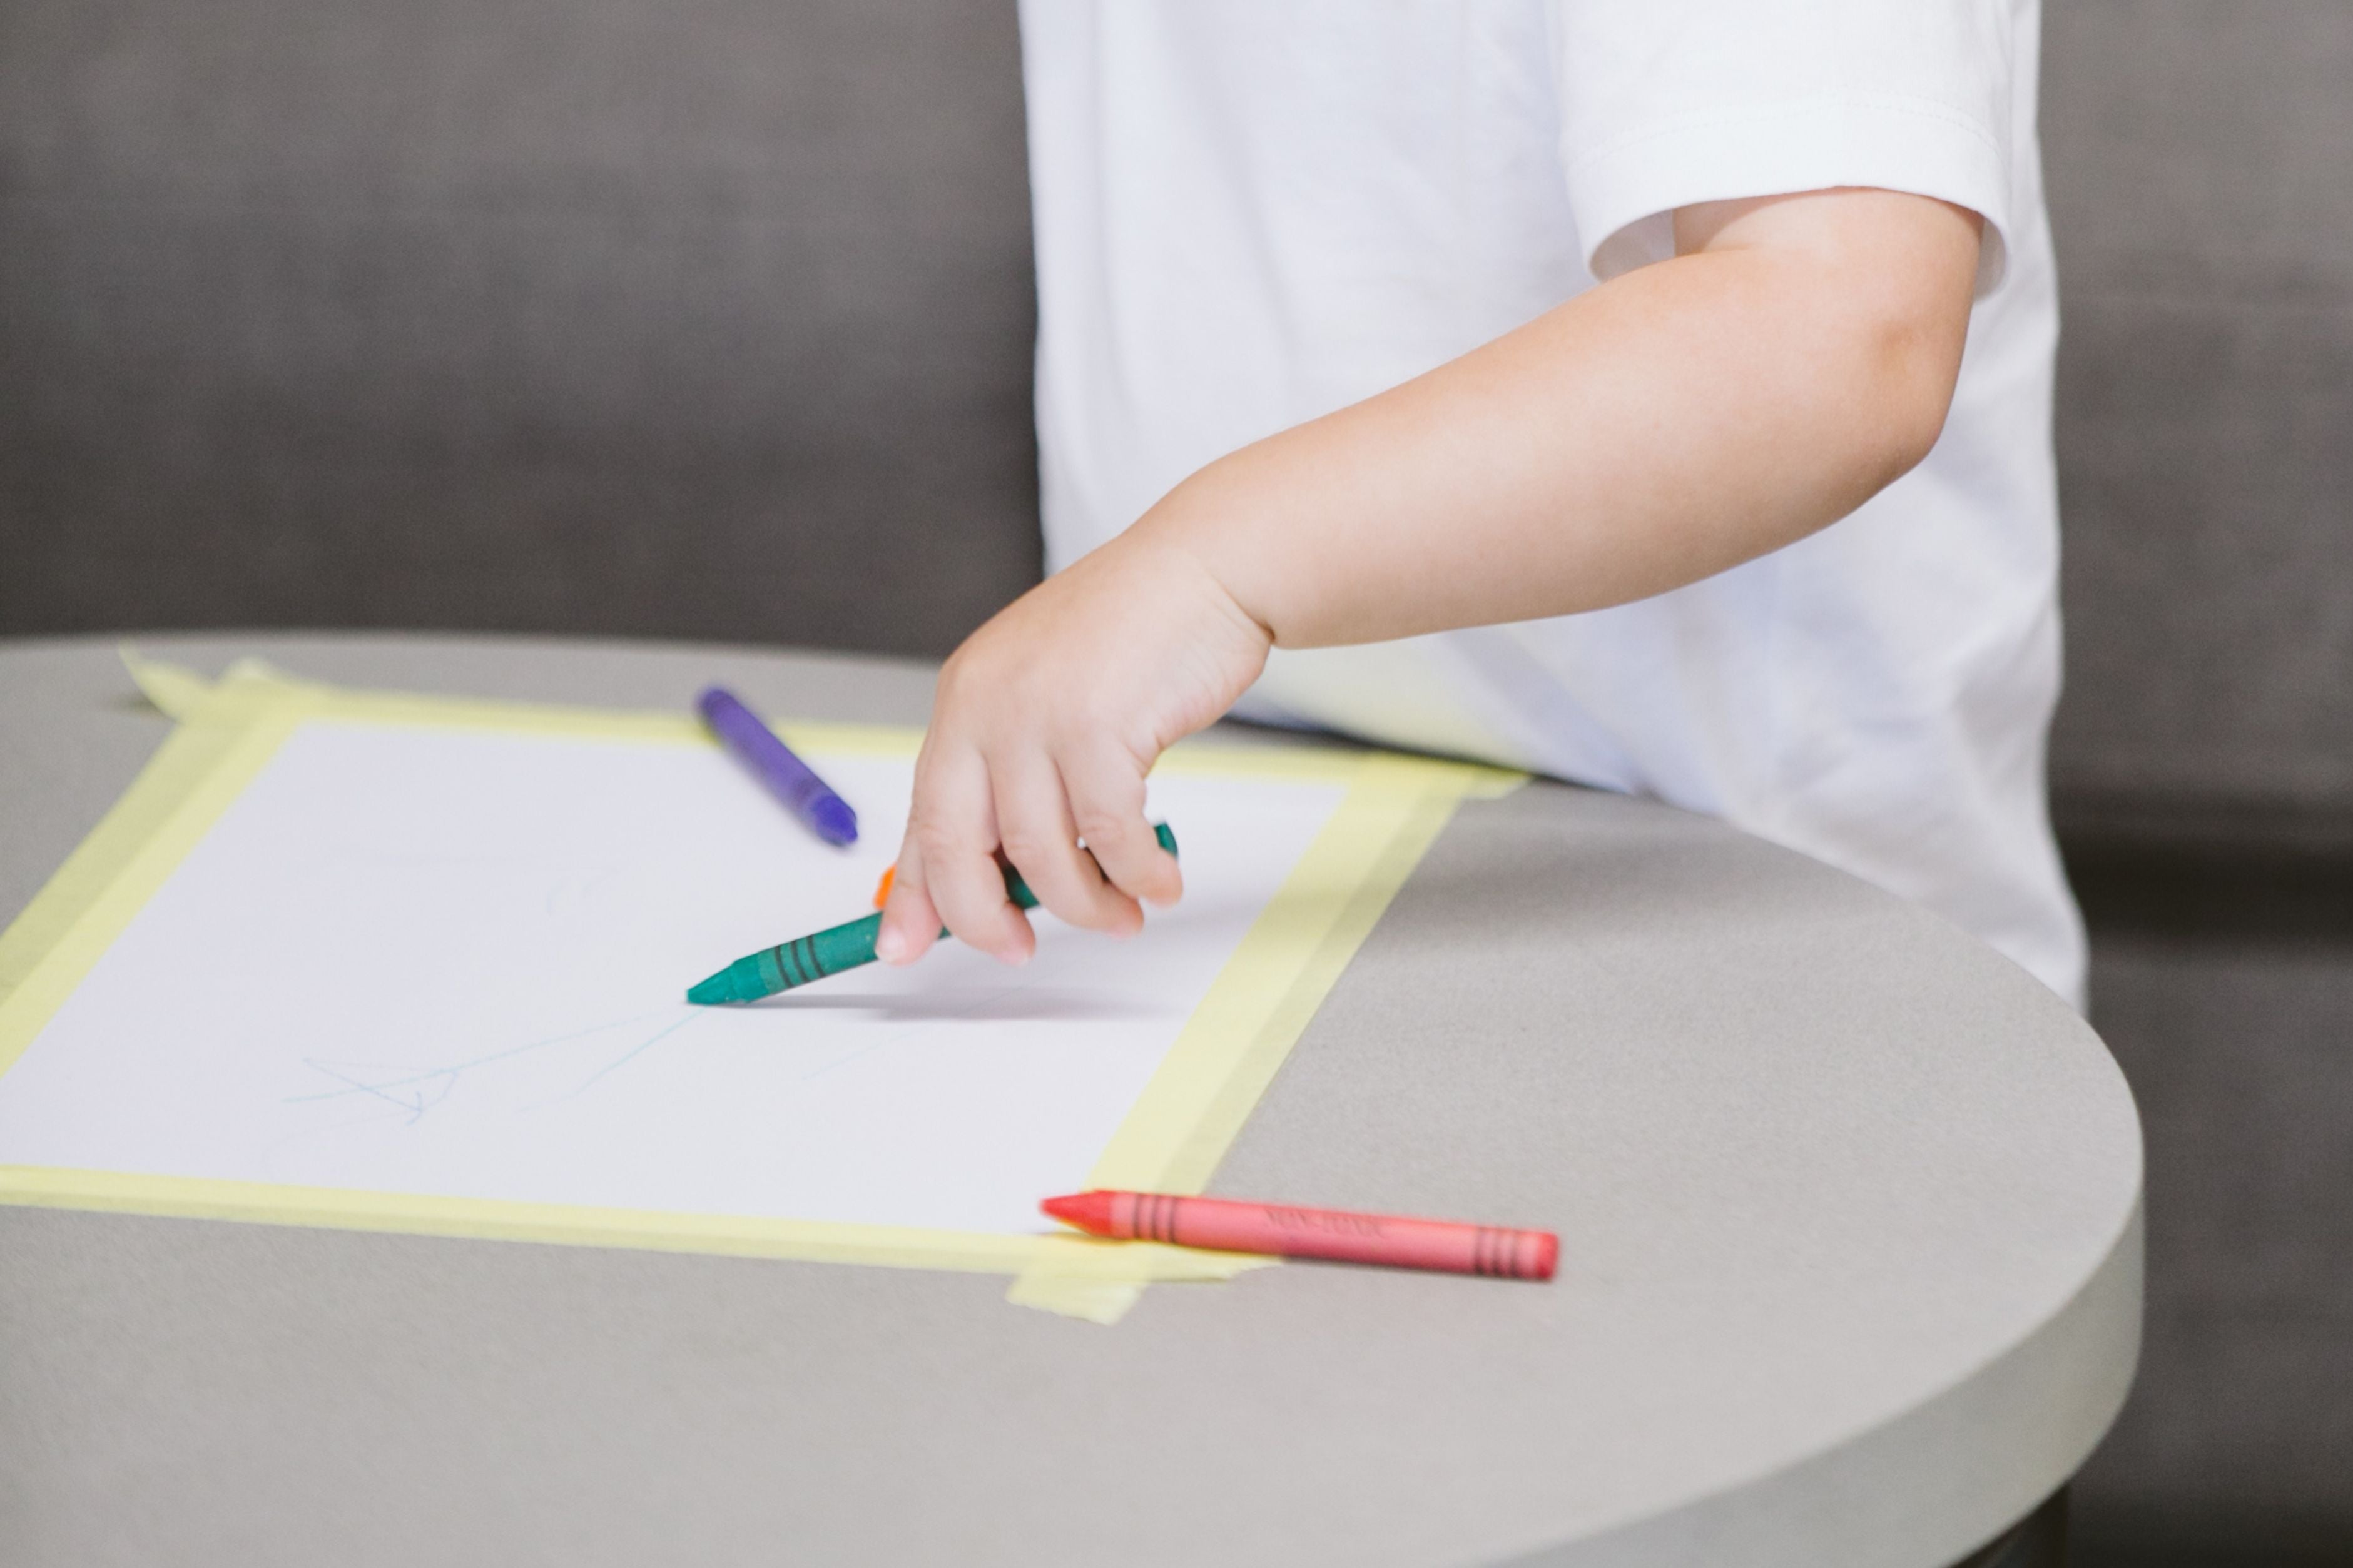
xmin=1852 ymin=294 xmax=1971 ymax=489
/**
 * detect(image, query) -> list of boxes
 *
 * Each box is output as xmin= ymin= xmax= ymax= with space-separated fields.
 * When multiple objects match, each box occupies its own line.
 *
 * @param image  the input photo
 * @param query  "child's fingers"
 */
xmin=910 ymin=749 xmax=1035 ymax=966
xmin=990 ymin=753 xmax=1144 ymax=936
xmin=873 ymin=844 xmax=941 ymax=966
xmin=1059 ymin=745 xmax=1182 ymax=907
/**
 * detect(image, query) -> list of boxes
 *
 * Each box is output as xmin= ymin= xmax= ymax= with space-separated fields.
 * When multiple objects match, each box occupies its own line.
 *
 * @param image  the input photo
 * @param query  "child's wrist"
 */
xmin=1127 ymin=470 xmax=1283 ymax=650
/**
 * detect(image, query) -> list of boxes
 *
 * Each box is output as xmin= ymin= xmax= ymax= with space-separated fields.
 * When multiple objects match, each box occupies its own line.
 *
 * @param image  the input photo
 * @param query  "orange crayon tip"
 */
xmin=872 ymin=866 xmax=895 ymax=909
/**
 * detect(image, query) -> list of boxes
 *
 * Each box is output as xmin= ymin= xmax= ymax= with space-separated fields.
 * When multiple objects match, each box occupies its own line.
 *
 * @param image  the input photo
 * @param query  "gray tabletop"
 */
xmin=0 ymin=632 xmax=2141 ymax=1568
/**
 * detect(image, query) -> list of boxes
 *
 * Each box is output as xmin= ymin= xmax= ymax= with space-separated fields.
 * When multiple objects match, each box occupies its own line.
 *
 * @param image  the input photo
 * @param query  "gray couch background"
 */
xmin=2040 ymin=8 xmax=2353 ymax=1565
xmin=1 ymin=0 xmax=1042 ymax=654
xmin=3 ymin=3 xmax=2348 ymax=1562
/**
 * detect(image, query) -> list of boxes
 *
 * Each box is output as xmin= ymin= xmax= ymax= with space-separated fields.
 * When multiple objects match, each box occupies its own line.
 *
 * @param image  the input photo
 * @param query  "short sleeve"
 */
xmin=1552 ymin=0 xmax=2016 ymax=295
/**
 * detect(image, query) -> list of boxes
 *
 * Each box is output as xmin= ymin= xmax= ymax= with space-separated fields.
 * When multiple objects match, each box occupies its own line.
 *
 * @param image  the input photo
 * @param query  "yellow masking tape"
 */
xmin=1005 ymin=757 xmax=1478 ymax=1322
xmin=0 ymin=689 xmax=299 ymax=1081
xmin=0 ymin=652 xmax=1517 ymax=1323
xmin=122 ymin=646 xmax=924 ymax=757
xmin=0 ymin=1164 xmax=1268 ymax=1281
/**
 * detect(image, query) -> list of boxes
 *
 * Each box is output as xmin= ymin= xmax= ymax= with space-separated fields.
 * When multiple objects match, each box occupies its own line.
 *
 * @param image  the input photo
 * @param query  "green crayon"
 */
xmin=686 ymin=822 xmax=1178 ymax=1005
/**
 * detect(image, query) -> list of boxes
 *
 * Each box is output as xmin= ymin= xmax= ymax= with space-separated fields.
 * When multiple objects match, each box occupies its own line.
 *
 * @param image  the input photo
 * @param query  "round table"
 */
xmin=0 ymin=632 xmax=2141 ymax=1568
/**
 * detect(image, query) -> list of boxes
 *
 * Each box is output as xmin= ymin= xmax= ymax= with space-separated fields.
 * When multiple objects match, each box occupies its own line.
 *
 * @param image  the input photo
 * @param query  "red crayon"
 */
xmin=1041 ymin=1190 xmax=1557 ymax=1281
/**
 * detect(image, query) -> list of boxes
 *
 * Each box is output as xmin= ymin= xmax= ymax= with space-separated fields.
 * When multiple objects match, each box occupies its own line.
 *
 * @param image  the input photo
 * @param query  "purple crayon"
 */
xmin=696 ymin=685 xmax=858 ymax=847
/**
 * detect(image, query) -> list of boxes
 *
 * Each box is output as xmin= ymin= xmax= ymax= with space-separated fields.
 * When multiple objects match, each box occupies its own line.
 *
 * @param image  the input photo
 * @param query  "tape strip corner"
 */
xmin=117 ymin=645 xmax=213 ymax=721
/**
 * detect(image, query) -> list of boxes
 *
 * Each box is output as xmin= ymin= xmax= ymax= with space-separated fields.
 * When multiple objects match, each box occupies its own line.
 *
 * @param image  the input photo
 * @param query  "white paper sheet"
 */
xmin=0 ymin=721 xmax=1343 ymax=1236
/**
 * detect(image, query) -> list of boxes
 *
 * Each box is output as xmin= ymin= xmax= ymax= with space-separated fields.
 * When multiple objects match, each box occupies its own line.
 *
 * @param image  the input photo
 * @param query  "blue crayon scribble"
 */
xmin=564 ymin=1009 xmax=704 ymax=1096
xmin=288 ymin=1007 xmax=695 ymax=1123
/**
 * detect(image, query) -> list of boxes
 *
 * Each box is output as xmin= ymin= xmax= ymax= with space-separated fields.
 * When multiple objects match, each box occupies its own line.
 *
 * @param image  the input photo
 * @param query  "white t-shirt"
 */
xmin=1019 ymin=0 xmax=2085 ymax=1008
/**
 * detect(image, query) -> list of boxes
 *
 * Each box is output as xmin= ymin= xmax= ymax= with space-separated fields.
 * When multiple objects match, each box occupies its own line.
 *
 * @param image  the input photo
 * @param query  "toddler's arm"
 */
xmin=877 ymin=187 xmax=1982 ymax=966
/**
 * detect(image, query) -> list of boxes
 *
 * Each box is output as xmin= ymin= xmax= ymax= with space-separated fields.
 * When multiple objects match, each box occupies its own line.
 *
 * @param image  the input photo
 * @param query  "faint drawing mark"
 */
xmin=287 ymin=1007 xmax=684 ymax=1123
xmin=572 ymin=1009 xmax=704 ymax=1095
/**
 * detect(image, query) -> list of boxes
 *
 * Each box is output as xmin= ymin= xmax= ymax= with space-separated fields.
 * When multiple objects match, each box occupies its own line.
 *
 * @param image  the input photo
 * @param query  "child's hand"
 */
xmin=874 ymin=528 xmax=1272 ymax=968
xmin=875 ymin=188 xmax=1979 ymax=972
